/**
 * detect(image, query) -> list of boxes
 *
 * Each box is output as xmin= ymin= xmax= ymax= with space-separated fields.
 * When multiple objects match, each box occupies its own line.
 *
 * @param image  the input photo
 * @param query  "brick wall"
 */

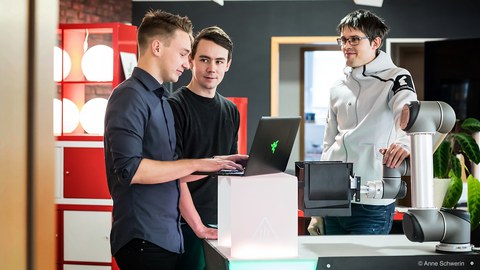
xmin=59 ymin=0 xmax=132 ymax=24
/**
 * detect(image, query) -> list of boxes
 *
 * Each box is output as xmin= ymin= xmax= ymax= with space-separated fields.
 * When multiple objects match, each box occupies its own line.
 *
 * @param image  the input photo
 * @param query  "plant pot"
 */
xmin=433 ymin=178 xmax=451 ymax=208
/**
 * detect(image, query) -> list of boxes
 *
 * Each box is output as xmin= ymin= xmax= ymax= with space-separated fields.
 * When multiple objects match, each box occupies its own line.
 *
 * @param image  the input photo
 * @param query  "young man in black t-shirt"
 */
xmin=168 ymin=26 xmax=246 ymax=270
xmin=105 ymin=12 xmax=245 ymax=270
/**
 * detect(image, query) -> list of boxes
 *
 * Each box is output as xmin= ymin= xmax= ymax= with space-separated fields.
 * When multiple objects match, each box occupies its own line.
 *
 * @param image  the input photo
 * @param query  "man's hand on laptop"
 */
xmin=213 ymin=154 xmax=249 ymax=169
xmin=195 ymin=157 xmax=244 ymax=172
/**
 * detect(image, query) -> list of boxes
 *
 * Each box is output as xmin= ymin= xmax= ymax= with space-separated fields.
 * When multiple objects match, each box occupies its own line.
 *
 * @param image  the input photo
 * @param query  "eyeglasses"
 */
xmin=337 ymin=36 xmax=370 ymax=46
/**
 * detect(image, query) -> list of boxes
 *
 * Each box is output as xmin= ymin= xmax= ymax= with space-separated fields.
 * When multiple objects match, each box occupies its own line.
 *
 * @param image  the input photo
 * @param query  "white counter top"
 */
xmin=205 ymin=235 xmax=479 ymax=270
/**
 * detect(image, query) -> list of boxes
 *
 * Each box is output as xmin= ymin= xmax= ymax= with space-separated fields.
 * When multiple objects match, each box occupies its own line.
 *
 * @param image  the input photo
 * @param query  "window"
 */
xmin=303 ymin=49 xmax=344 ymax=160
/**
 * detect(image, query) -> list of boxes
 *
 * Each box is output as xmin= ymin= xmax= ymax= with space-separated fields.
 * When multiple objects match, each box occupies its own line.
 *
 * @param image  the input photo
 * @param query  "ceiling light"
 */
xmin=353 ymin=0 xmax=384 ymax=7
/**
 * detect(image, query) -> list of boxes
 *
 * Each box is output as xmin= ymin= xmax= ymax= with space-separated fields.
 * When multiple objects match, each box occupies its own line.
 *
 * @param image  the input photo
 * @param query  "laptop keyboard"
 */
xmin=219 ymin=169 xmax=245 ymax=175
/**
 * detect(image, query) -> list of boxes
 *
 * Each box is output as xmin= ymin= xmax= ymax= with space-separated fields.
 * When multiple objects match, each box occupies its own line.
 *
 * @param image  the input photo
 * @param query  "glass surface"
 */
xmin=304 ymin=50 xmax=344 ymax=160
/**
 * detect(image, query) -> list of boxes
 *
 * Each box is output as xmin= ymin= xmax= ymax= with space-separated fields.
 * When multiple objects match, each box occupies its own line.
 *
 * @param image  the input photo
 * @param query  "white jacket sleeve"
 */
xmin=388 ymin=73 xmax=418 ymax=151
xmin=321 ymin=93 xmax=338 ymax=158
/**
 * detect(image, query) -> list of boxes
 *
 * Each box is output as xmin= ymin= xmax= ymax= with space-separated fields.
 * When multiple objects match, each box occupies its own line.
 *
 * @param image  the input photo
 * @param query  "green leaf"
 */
xmin=452 ymin=133 xmax=480 ymax=164
xmin=442 ymin=172 xmax=463 ymax=208
xmin=433 ymin=141 xmax=451 ymax=178
xmin=461 ymin=118 xmax=480 ymax=133
xmin=450 ymin=153 xmax=462 ymax=178
xmin=468 ymin=175 xmax=480 ymax=230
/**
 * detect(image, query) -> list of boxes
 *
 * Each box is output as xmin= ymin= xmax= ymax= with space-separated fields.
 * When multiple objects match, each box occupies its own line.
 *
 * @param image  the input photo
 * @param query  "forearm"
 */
xmin=132 ymin=158 xmax=200 ymax=184
xmin=131 ymin=157 xmax=241 ymax=185
xmin=179 ymin=183 xmax=204 ymax=232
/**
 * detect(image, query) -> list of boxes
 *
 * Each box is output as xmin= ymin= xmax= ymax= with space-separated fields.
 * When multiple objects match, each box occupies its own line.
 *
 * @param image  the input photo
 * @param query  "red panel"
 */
xmin=56 ymin=135 xmax=103 ymax=141
xmin=227 ymin=97 xmax=248 ymax=155
xmin=112 ymin=257 xmax=120 ymax=270
xmin=394 ymin=210 xmax=404 ymax=221
xmin=64 ymin=147 xmax=110 ymax=199
xmin=62 ymin=28 xmax=86 ymax=82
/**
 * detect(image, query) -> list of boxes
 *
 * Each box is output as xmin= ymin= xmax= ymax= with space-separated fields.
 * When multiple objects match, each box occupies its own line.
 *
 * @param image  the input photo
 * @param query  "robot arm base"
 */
xmin=402 ymin=208 xmax=472 ymax=253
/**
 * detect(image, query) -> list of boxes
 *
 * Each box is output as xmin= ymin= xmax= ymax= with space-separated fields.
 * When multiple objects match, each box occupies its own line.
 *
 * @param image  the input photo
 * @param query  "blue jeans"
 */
xmin=324 ymin=202 xmax=395 ymax=235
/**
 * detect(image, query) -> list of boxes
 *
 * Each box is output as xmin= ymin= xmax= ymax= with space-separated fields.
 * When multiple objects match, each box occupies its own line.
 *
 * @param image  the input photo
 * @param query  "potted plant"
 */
xmin=433 ymin=117 xmax=480 ymax=241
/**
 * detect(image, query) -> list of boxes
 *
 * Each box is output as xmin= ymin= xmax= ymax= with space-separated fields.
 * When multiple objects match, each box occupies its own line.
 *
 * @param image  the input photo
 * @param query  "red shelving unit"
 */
xmin=55 ymin=22 xmax=137 ymax=270
xmin=56 ymin=22 xmax=137 ymax=140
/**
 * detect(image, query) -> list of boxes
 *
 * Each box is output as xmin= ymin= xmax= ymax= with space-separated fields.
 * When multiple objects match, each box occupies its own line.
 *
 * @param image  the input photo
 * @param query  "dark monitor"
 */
xmin=424 ymin=38 xmax=480 ymax=120
xmin=296 ymin=161 xmax=354 ymax=217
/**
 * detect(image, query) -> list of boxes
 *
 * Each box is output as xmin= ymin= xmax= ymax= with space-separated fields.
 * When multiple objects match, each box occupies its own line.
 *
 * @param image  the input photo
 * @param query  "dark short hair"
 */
xmin=337 ymin=9 xmax=390 ymax=45
xmin=191 ymin=26 xmax=233 ymax=61
xmin=137 ymin=9 xmax=193 ymax=53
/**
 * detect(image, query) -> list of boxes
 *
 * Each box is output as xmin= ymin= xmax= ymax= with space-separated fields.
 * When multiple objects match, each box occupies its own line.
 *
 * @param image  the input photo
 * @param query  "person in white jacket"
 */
xmin=308 ymin=9 xmax=418 ymax=235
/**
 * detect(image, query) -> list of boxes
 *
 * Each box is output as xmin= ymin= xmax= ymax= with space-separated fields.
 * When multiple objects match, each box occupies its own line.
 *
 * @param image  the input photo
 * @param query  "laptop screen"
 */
xmin=242 ymin=116 xmax=301 ymax=176
xmin=192 ymin=116 xmax=301 ymax=177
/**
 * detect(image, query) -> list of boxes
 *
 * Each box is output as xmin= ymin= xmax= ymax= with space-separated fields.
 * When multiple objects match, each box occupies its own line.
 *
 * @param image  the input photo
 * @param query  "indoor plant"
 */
xmin=433 ymin=117 xmax=480 ymax=234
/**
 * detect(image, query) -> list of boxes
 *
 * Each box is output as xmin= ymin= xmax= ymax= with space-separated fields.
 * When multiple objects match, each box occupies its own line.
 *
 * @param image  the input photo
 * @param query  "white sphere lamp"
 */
xmin=53 ymin=46 xmax=72 ymax=82
xmin=79 ymin=98 xmax=108 ymax=135
xmin=81 ymin=45 xmax=113 ymax=81
xmin=53 ymin=98 xmax=62 ymax=135
xmin=53 ymin=98 xmax=80 ymax=134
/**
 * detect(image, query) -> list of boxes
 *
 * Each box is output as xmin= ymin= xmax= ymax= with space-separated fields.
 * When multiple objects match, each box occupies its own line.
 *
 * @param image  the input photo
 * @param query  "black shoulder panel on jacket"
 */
xmin=392 ymin=74 xmax=415 ymax=95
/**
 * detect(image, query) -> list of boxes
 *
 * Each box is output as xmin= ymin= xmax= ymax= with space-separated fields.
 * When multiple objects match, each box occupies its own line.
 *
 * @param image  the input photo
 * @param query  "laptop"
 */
xmin=194 ymin=116 xmax=301 ymax=177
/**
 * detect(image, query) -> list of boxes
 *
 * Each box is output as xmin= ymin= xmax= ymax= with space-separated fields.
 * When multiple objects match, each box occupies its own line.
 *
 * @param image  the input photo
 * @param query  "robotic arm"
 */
xmin=400 ymin=101 xmax=471 ymax=253
xmin=361 ymin=101 xmax=455 ymax=201
xmin=302 ymin=101 xmax=471 ymax=251
xmin=357 ymin=101 xmax=471 ymax=252
xmin=361 ymin=161 xmax=409 ymax=200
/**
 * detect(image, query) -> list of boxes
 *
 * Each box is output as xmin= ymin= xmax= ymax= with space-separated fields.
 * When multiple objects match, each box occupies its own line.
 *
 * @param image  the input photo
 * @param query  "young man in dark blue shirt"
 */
xmin=104 ymin=10 xmax=245 ymax=270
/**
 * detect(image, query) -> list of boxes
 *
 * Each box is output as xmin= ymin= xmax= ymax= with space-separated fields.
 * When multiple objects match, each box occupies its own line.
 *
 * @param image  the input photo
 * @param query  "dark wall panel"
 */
xmin=132 ymin=0 xmax=480 ymax=148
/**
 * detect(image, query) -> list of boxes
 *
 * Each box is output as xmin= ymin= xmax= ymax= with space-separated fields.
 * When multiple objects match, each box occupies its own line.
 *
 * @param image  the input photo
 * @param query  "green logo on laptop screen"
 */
xmin=270 ymin=140 xmax=279 ymax=154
